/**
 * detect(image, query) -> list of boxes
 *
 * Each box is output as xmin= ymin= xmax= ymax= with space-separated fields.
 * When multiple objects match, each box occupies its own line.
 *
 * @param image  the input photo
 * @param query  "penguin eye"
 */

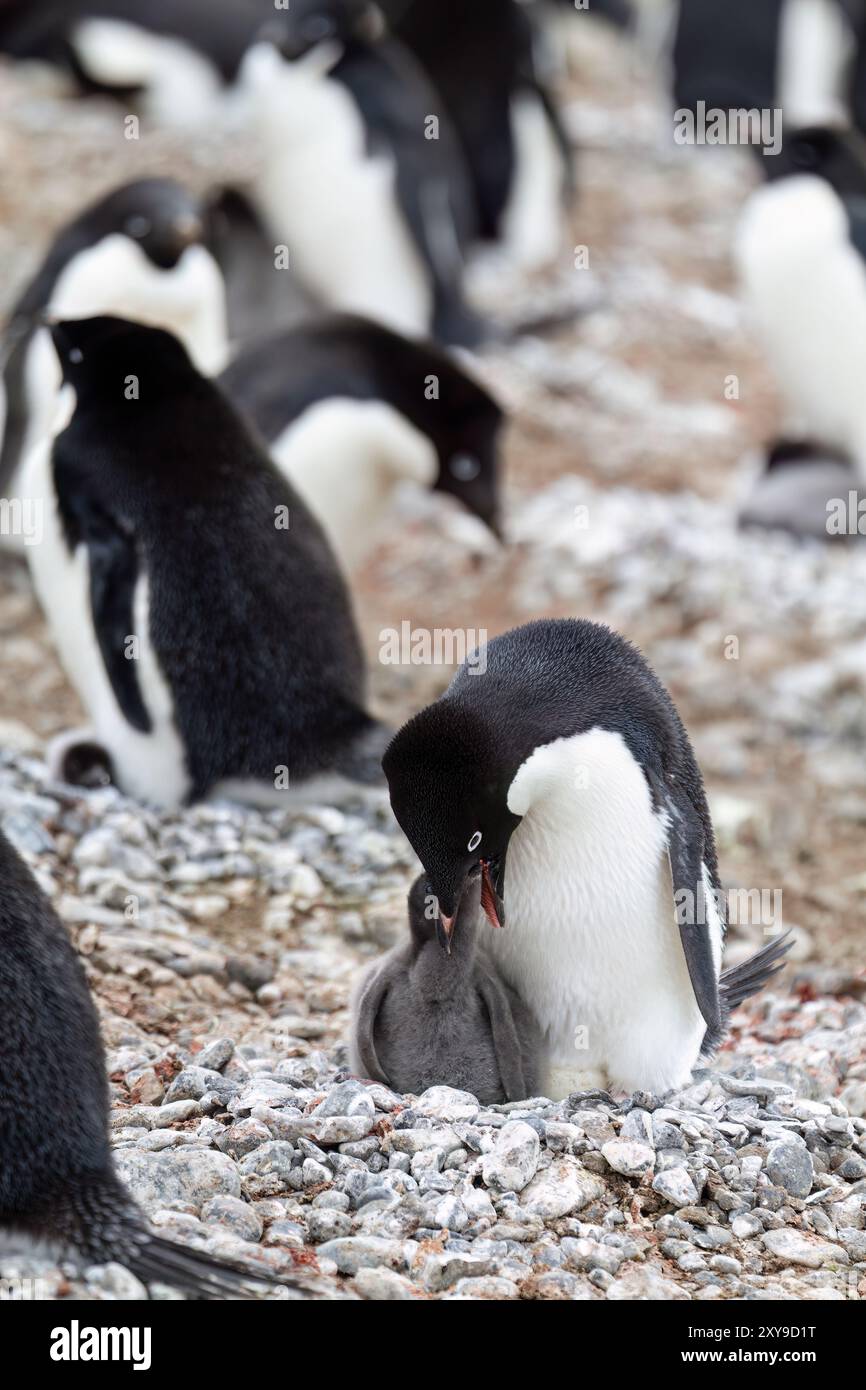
xmin=467 ymin=831 xmax=482 ymax=853
xmin=125 ymin=215 xmax=152 ymax=240
xmin=69 ymin=348 xmax=84 ymax=364
xmin=450 ymin=454 xmax=481 ymax=482
xmin=301 ymin=14 xmax=335 ymax=43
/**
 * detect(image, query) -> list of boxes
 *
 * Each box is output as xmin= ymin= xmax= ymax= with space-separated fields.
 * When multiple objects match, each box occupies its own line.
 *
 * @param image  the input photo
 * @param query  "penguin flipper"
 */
xmin=53 ymin=457 xmax=152 ymax=734
xmin=351 ymin=962 xmax=393 ymax=1087
xmin=477 ymin=969 xmax=528 ymax=1103
xmin=648 ymin=771 xmax=724 ymax=1039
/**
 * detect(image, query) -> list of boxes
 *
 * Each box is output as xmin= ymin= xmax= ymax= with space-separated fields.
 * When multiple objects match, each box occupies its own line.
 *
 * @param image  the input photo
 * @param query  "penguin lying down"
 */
xmin=0 ymin=829 xmax=296 ymax=1298
xmin=351 ymin=873 xmax=543 ymax=1105
xmin=22 ymin=316 xmax=389 ymax=807
xmin=380 ymin=619 xmax=792 ymax=1100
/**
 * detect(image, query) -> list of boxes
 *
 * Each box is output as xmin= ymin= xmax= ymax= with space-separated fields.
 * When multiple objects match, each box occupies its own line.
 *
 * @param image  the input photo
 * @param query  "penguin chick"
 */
xmin=382 ymin=618 xmax=793 ymax=1100
xmin=219 ymin=314 xmax=504 ymax=571
xmin=350 ymin=873 xmax=543 ymax=1105
xmin=0 ymin=828 xmax=297 ymax=1298
xmin=234 ymin=0 xmax=483 ymax=345
xmin=736 ymin=125 xmax=866 ymax=485
xmin=23 ymin=315 xmax=388 ymax=807
xmin=0 ymin=177 xmax=228 ymax=542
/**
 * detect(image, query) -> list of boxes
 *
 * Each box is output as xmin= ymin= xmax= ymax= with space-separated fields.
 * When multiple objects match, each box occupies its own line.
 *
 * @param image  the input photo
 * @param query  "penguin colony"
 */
xmin=5 ymin=0 xmax=864 ymax=1299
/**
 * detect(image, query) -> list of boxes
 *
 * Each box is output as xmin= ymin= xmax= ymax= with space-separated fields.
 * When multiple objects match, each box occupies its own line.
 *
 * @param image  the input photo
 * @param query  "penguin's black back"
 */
xmin=0 ymin=832 xmax=110 ymax=1218
xmin=396 ymin=618 xmax=720 ymax=885
xmin=219 ymin=314 xmax=500 ymax=448
xmin=52 ymin=318 xmax=375 ymax=798
xmin=672 ymin=0 xmax=784 ymax=115
xmin=383 ymin=0 xmax=553 ymax=240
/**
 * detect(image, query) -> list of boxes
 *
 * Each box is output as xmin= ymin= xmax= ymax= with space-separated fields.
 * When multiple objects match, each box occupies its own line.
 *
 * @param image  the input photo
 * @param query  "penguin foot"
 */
xmin=47 ymin=729 xmax=115 ymax=790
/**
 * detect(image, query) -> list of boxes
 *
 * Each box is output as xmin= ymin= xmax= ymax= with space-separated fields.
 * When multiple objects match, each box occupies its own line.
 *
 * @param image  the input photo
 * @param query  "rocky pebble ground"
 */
xmin=1 ymin=25 xmax=865 ymax=1302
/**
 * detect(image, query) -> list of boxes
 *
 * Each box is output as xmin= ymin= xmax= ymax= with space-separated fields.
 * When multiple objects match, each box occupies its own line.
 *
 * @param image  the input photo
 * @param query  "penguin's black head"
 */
xmin=50 ymin=315 xmax=196 ymax=396
xmin=428 ymin=373 xmax=504 ymax=540
xmin=261 ymin=0 xmax=385 ymax=61
xmin=65 ymin=178 xmax=209 ymax=271
xmin=384 ymin=699 xmax=521 ymax=950
xmin=766 ymin=126 xmax=866 ymax=198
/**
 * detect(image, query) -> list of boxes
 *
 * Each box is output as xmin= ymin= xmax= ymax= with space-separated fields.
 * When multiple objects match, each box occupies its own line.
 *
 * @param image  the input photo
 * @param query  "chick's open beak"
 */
xmin=436 ymin=912 xmax=455 ymax=956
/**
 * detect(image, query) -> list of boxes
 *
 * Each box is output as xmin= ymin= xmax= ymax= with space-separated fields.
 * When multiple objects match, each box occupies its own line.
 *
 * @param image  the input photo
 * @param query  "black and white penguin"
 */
xmin=350 ymin=872 xmax=543 ymax=1104
xmin=382 ymin=619 xmax=791 ymax=1099
xmin=218 ymin=314 xmax=503 ymax=572
xmin=735 ymin=125 xmax=866 ymax=500
xmin=380 ymin=0 xmax=572 ymax=270
xmin=22 ymin=316 xmax=388 ymax=808
xmin=670 ymin=0 xmax=854 ymax=131
xmin=0 ymin=0 xmax=271 ymax=124
xmin=0 ymin=828 xmax=296 ymax=1297
xmin=0 ymin=178 xmax=228 ymax=547
xmin=233 ymin=0 xmax=482 ymax=345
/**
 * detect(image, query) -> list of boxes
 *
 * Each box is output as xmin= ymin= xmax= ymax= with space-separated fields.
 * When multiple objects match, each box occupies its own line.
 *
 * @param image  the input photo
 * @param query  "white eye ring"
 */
xmin=467 ymin=831 xmax=482 ymax=853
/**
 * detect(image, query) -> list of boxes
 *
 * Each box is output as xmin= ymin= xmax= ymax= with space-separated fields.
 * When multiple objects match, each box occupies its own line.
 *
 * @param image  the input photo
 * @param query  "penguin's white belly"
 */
xmin=484 ymin=729 xmax=710 ymax=1098
xmin=271 ymin=397 xmax=438 ymax=571
xmin=736 ymin=177 xmax=866 ymax=475
xmin=501 ymin=91 xmax=565 ymax=270
xmin=244 ymin=51 xmax=432 ymax=336
xmin=23 ymin=420 xmax=191 ymax=808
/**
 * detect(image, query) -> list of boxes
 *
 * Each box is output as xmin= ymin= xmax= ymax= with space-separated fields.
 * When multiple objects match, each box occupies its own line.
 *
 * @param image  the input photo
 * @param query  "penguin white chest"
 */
xmin=241 ymin=45 xmax=432 ymax=336
xmin=736 ymin=176 xmax=866 ymax=473
xmin=483 ymin=729 xmax=709 ymax=1098
xmin=270 ymin=397 xmax=438 ymax=570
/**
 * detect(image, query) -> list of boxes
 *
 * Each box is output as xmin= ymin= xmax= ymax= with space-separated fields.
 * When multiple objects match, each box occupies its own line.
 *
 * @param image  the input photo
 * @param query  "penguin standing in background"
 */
xmin=350 ymin=873 xmax=544 ymax=1104
xmin=0 ymin=828 xmax=298 ymax=1298
xmin=0 ymin=0 xmax=271 ymax=125
xmin=23 ymin=316 xmax=388 ymax=808
xmin=219 ymin=314 xmax=503 ymax=572
xmin=382 ymin=619 xmax=791 ymax=1100
xmin=735 ymin=125 xmax=866 ymax=529
xmin=234 ymin=0 xmax=483 ymax=345
xmin=380 ymin=0 xmax=572 ymax=270
xmin=0 ymin=178 xmax=228 ymax=546
xmin=670 ymin=0 xmax=854 ymax=132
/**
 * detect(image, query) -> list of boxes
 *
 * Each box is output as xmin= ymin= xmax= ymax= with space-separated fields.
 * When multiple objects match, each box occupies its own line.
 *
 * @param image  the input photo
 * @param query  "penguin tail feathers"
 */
xmin=118 ymin=1227 xmax=300 ymax=1301
xmin=719 ymin=931 xmax=793 ymax=1012
xmin=35 ymin=1177 xmax=301 ymax=1300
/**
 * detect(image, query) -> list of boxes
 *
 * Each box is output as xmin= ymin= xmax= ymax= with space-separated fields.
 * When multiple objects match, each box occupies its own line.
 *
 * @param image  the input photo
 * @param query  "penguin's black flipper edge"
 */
xmin=352 ymin=965 xmax=392 ymax=1087
xmin=477 ymin=969 xmax=527 ymax=1103
xmin=648 ymin=771 xmax=724 ymax=1038
xmin=720 ymin=931 xmax=793 ymax=1011
xmin=53 ymin=454 xmax=152 ymax=734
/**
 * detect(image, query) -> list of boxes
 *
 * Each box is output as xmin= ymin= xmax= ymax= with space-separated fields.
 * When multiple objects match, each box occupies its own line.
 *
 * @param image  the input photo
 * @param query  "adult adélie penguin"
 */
xmin=382 ymin=619 xmax=791 ymax=1099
